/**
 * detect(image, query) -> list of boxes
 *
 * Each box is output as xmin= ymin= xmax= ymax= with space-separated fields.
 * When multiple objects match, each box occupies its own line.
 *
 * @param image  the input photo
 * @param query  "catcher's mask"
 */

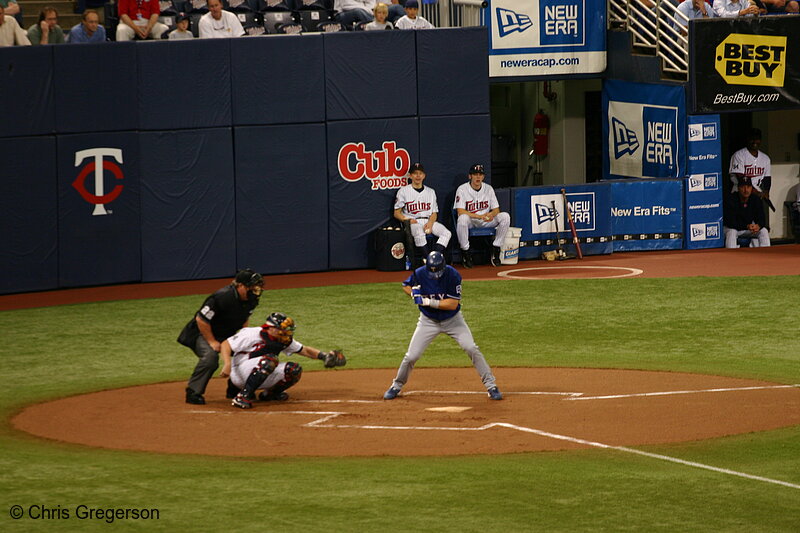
xmin=262 ymin=312 xmax=296 ymax=343
xmin=425 ymin=251 xmax=445 ymax=279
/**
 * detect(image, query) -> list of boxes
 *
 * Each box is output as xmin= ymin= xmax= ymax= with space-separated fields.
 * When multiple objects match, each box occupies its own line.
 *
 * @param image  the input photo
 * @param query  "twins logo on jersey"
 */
xmin=405 ymin=201 xmax=432 ymax=215
xmin=465 ymin=199 xmax=490 ymax=212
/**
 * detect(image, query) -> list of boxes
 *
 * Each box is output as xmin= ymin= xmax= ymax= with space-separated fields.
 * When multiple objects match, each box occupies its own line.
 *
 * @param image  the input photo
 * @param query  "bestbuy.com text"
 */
xmin=713 ymin=92 xmax=780 ymax=106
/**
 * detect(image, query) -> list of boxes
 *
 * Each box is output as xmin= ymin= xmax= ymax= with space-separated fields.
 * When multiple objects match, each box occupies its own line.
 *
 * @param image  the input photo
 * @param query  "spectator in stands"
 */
xmin=387 ymin=0 xmax=405 ymax=23
xmin=68 ymin=9 xmax=106 ymax=43
xmin=0 ymin=0 xmax=19 ymax=19
xmin=28 ymin=7 xmax=65 ymax=45
xmin=169 ymin=14 xmax=194 ymax=39
xmin=0 ymin=4 xmax=30 ymax=46
xmin=712 ymin=0 xmax=760 ymax=16
xmin=723 ymin=177 xmax=770 ymax=248
xmin=674 ymin=0 xmax=717 ymax=36
xmin=117 ymin=0 xmax=168 ymax=40
xmin=761 ymin=0 xmax=799 ymax=12
xmin=199 ymin=0 xmax=245 ymax=38
xmin=365 ymin=2 xmax=393 ymax=29
xmin=334 ymin=0 xmax=375 ymax=30
xmin=394 ymin=0 xmax=433 ymax=29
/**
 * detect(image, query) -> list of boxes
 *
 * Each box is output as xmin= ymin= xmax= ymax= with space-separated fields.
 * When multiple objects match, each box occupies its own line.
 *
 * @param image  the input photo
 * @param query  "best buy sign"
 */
xmin=714 ymin=33 xmax=787 ymax=87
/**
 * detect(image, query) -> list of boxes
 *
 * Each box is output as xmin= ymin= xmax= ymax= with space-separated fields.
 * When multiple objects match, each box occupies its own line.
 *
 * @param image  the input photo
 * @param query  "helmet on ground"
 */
xmin=425 ymin=251 xmax=446 ymax=279
xmin=262 ymin=312 xmax=296 ymax=343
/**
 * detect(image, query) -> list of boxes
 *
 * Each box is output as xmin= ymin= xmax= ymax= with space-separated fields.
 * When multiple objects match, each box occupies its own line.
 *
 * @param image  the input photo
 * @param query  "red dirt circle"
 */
xmin=11 ymin=368 xmax=800 ymax=457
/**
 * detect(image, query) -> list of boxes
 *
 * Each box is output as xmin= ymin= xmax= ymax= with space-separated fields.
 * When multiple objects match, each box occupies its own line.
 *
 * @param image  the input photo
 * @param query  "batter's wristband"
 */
xmin=428 ymin=299 xmax=440 ymax=309
xmin=317 ymin=351 xmax=327 ymax=361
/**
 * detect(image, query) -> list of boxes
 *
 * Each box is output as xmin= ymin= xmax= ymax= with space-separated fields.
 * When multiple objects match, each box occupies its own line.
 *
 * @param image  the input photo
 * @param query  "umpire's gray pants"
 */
xmin=392 ymin=311 xmax=497 ymax=391
xmin=187 ymin=336 xmax=219 ymax=395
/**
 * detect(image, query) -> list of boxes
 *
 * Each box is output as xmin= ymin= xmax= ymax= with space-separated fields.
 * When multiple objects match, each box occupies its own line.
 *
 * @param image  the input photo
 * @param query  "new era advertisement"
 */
xmin=603 ymin=80 xmax=686 ymax=180
xmin=691 ymin=17 xmax=800 ymax=113
xmin=684 ymin=115 xmax=723 ymax=249
xmin=487 ymin=0 xmax=606 ymax=78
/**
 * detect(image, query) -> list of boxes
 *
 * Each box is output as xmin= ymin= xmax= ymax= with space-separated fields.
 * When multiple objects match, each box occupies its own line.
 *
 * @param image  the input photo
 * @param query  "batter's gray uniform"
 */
xmin=387 ymin=263 xmax=498 ymax=394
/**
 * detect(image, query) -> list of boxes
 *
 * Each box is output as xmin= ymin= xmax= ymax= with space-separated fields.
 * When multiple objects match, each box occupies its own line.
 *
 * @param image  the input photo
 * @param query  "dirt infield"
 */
xmin=12 ymin=368 xmax=800 ymax=457
xmin=5 ymin=247 xmax=800 ymax=458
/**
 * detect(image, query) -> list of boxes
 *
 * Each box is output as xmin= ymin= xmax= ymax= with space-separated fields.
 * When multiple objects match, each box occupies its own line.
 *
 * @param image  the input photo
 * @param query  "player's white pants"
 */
xmin=723 ymin=226 xmax=770 ymax=248
xmin=456 ymin=212 xmax=510 ymax=250
xmin=409 ymin=218 xmax=451 ymax=248
xmin=391 ymin=311 xmax=497 ymax=391
xmin=116 ymin=22 xmax=168 ymax=41
xmin=230 ymin=360 xmax=288 ymax=391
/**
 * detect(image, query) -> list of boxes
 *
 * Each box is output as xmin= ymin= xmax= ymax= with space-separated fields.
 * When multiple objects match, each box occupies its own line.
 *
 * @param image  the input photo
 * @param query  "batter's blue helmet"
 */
xmin=425 ymin=251 xmax=446 ymax=279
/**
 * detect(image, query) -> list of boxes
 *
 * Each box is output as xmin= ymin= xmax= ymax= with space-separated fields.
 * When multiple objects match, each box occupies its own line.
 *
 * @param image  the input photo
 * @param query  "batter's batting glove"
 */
xmin=411 ymin=285 xmax=423 ymax=305
xmin=319 ymin=350 xmax=346 ymax=368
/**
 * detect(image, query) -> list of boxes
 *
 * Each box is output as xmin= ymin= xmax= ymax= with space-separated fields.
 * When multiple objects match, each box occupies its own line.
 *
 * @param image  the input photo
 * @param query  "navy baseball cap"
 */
xmin=738 ymin=177 xmax=753 ymax=187
xmin=469 ymin=164 xmax=485 ymax=174
xmin=405 ymin=0 xmax=419 ymax=7
xmin=177 ymin=14 xmax=190 ymax=23
xmin=409 ymin=162 xmax=425 ymax=173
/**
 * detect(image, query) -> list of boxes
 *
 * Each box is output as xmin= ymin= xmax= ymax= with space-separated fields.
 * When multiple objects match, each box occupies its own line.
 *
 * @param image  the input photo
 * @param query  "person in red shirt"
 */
xmin=116 ymin=0 xmax=168 ymax=40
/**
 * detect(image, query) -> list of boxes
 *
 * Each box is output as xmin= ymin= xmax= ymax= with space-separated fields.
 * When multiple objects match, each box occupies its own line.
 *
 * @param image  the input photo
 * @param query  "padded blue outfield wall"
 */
xmin=0 ymin=28 xmax=490 ymax=294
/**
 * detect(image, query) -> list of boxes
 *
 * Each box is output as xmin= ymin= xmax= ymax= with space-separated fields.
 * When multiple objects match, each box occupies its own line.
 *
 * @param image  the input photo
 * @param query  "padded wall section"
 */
xmin=419 ymin=114 xmax=492 ymax=222
xmin=417 ymin=27 xmax=489 ymax=117
xmin=0 ymin=46 xmax=54 ymax=138
xmin=327 ymin=118 xmax=419 ymax=269
xmin=235 ymin=124 xmax=328 ymax=273
xmin=137 ymin=40 xmax=231 ymax=130
xmin=57 ymin=132 xmax=141 ymax=287
xmin=53 ymin=42 xmax=138 ymax=134
xmin=231 ymin=36 xmax=325 ymax=126
xmin=140 ymin=129 xmax=236 ymax=281
xmin=324 ymin=31 xmax=417 ymax=121
xmin=0 ymin=137 xmax=58 ymax=294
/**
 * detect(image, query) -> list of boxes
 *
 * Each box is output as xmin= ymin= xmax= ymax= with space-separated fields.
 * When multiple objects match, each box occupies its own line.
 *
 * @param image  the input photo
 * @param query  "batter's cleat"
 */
xmin=185 ymin=388 xmax=206 ymax=405
xmin=258 ymin=390 xmax=289 ymax=402
xmin=225 ymin=379 xmax=241 ymax=399
xmin=487 ymin=387 xmax=503 ymax=400
xmin=490 ymin=246 xmax=501 ymax=267
xmin=383 ymin=387 xmax=401 ymax=400
xmin=231 ymin=394 xmax=253 ymax=409
xmin=461 ymin=250 xmax=473 ymax=269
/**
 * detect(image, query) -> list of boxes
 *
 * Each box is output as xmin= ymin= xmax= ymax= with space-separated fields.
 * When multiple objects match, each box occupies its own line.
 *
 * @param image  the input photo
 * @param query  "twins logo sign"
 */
xmin=530 ymin=192 xmax=595 ymax=234
xmin=338 ymin=141 xmax=410 ymax=191
xmin=72 ymin=148 xmax=124 ymax=216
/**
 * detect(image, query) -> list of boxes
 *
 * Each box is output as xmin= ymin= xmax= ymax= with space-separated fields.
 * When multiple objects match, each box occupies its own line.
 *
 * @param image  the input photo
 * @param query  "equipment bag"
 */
xmin=374 ymin=225 xmax=407 ymax=271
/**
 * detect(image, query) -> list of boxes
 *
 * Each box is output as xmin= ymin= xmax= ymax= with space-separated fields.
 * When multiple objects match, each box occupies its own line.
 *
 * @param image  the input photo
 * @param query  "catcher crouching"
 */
xmin=219 ymin=312 xmax=346 ymax=409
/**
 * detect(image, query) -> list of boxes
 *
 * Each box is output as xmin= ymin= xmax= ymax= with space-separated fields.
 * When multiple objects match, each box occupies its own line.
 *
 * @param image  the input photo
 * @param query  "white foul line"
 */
xmin=566 ymin=384 xmax=800 ymax=401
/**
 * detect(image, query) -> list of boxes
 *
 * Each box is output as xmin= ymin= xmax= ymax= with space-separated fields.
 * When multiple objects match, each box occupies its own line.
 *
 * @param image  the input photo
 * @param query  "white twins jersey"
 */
xmin=394 ymin=185 xmax=439 ymax=219
xmin=453 ymin=182 xmax=499 ymax=215
xmin=729 ymin=148 xmax=771 ymax=192
xmin=226 ymin=327 xmax=302 ymax=368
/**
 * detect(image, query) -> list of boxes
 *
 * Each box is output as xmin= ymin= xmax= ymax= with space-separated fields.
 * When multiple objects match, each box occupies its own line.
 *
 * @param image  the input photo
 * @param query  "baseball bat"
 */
xmin=550 ymin=200 xmax=566 ymax=259
xmin=560 ymin=188 xmax=583 ymax=259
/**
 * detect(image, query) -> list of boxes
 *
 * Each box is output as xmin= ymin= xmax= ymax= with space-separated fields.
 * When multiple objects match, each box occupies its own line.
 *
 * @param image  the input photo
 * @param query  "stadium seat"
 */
xmin=262 ymin=10 xmax=295 ymax=32
xmin=297 ymin=9 xmax=330 ymax=32
xmin=316 ymin=20 xmax=344 ymax=32
xmin=277 ymin=21 xmax=303 ymax=33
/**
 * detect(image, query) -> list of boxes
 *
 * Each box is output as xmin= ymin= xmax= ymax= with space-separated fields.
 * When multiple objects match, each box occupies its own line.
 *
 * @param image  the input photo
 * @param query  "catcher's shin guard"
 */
xmin=260 ymin=362 xmax=302 ymax=401
xmin=240 ymin=355 xmax=277 ymax=400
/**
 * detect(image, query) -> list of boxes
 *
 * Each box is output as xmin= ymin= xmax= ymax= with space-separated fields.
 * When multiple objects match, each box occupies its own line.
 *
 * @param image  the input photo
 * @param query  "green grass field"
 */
xmin=1 ymin=275 xmax=799 ymax=531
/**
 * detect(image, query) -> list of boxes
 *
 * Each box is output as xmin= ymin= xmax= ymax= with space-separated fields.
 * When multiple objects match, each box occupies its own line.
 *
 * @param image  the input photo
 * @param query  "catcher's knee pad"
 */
xmin=256 ymin=355 xmax=278 ymax=376
xmin=284 ymin=361 xmax=302 ymax=385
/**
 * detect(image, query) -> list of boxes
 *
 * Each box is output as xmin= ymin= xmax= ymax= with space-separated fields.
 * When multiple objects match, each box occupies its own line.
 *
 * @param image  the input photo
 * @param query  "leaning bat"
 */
xmin=561 ymin=188 xmax=583 ymax=259
xmin=550 ymin=200 xmax=566 ymax=259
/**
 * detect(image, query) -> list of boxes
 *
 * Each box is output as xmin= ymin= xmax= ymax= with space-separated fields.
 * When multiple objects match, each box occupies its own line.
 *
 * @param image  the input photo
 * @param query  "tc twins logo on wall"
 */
xmin=337 ymin=141 xmax=411 ymax=190
xmin=72 ymin=148 xmax=125 ymax=216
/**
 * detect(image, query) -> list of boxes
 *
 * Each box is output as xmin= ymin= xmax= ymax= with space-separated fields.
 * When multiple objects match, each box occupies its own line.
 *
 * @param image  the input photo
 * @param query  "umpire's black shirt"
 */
xmin=178 ymin=284 xmax=259 ymax=346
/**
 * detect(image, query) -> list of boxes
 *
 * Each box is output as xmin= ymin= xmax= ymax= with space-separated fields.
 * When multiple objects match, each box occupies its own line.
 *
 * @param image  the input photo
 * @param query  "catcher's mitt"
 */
xmin=320 ymin=350 xmax=346 ymax=368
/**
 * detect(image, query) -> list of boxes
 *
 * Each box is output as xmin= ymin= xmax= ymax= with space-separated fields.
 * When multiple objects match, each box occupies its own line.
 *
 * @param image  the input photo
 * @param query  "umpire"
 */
xmin=178 ymin=269 xmax=265 ymax=405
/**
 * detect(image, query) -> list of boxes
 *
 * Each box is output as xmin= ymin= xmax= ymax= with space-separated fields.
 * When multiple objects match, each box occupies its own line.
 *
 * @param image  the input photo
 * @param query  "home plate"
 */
xmin=426 ymin=406 xmax=472 ymax=413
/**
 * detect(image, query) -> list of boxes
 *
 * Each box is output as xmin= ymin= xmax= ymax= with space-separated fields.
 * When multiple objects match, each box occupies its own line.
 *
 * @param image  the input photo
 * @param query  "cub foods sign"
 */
xmin=691 ymin=17 xmax=799 ymax=113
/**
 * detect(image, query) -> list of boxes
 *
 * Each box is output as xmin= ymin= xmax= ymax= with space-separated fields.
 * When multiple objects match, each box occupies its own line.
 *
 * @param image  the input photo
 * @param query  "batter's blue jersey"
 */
xmin=402 ymin=265 xmax=461 ymax=321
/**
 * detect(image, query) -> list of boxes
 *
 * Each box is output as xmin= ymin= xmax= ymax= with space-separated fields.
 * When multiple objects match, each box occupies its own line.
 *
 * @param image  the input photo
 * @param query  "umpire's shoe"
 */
xmin=231 ymin=393 xmax=253 ymax=409
xmin=487 ymin=387 xmax=503 ymax=400
xmin=185 ymin=387 xmax=206 ymax=405
xmin=258 ymin=390 xmax=289 ymax=402
xmin=383 ymin=386 xmax=401 ymax=400
xmin=461 ymin=250 xmax=473 ymax=269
